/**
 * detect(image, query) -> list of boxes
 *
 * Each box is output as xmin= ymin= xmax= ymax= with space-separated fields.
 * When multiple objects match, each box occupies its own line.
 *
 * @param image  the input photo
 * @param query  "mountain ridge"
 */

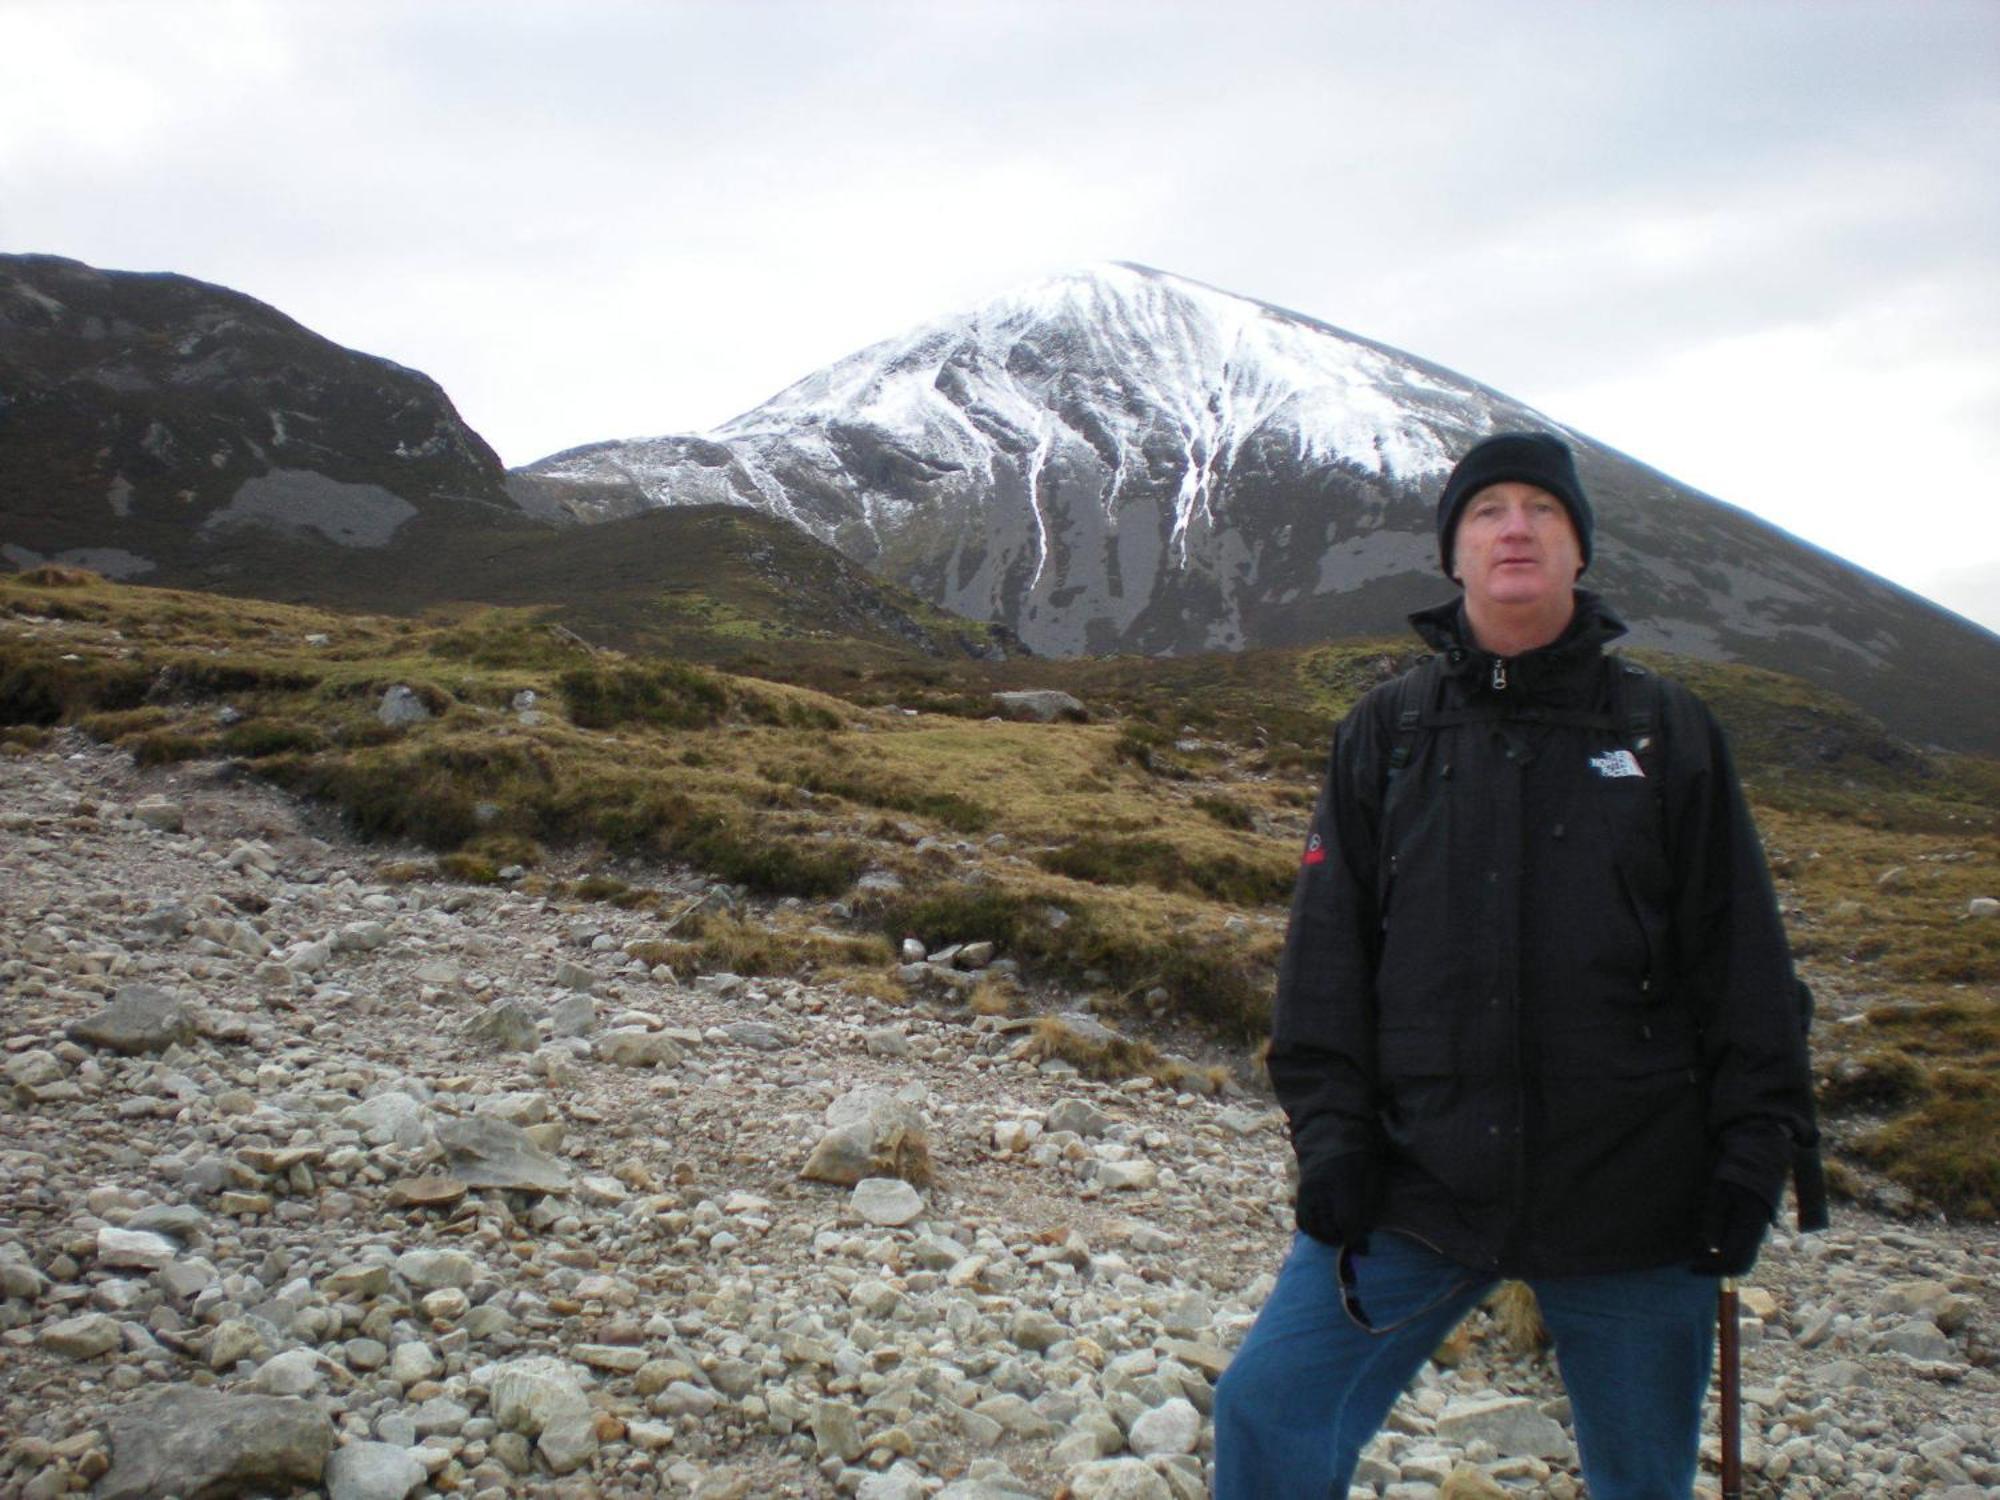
xmin=0 ymin=252 xmax=528 ymax=586
xmin=3 ymin=253 xmax=1993 ymax=750
xmin=518 ymin=262 xmax=2000 ymax=752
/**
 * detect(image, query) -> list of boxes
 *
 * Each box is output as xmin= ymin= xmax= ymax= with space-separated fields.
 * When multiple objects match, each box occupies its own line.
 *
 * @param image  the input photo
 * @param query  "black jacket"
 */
xmin=1269 ymin=591 xmax=1816 ymax=1276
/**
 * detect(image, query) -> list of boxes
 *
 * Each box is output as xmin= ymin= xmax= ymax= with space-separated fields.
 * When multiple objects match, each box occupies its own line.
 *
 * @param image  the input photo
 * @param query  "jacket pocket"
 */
xmin=1610 ymin=859 xmax=1669 ymax=1000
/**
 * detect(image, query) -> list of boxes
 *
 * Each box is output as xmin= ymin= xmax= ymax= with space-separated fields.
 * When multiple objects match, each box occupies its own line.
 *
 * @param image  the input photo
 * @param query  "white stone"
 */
xmin=344 ymin=1092 xmax=431 ymax=1149
xmin=420 ymin=1287 xmax=470 ymax=1322
xmin=1069 ymin=1457 xmax=1174 ymax=1500
xmin=865 ymin=1026 xmax=912 ymax=1058
xmin=40 ymin=1312 xmax=122 ymax=1359
xmin=326 ymin=1441 xmax=427 ymax=1500
xmin=285 ymin=940 xmax=332 ymax=974
xmin=627 ymin=1419 xmax=675 ymax=1451
xmin=852 ymin=1177 xmax=925 ymax=1227
xmin=1127 ymin=1397 xmax=1201 ymax=1457
xmin=395 ymin=1249 xmax=476 ymax=1290
xmin=378 ymin=686 xmax=431 ymax=726
xmin=1049 ymin=1098 xmax=1112 ymax=1137
xmin=595 ymin=1026 xmax=684 ymax=1068
xmin=1877 ymin=1320 xmax=1955 ymax=1362
xmin=248 ymin=1348 xmax=328 ymax=1396
xmin=486 ymin=1356 xmax=591 ymax=1436
xmin=1097 ymin=1158 xmax=1158 ymax=1191
xmin=1436 ymin=1396 xmax=1574 ymax=1461
xmin=858 ymin=1464 xmax=928 ymax=1500
xmin=537 ymin=1412 xmax=598 ymax=1474
xmin=336 ymin=921 xmax=391 ymax=952
xmin=97 ymin=1226 xmax=178 ymax=1270
xmin=389 ymin=1342 xmax=439 ymax=1385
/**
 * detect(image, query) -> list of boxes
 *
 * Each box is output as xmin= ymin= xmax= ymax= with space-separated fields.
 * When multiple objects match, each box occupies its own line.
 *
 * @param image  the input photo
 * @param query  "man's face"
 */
xmin=1451 ymin=481 xmax=1583 ymax=611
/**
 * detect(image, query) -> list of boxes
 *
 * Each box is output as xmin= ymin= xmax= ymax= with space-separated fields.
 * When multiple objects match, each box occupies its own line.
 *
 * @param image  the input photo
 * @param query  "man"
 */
xmin=1213 ymin=432 xmax=1821 ymax=1499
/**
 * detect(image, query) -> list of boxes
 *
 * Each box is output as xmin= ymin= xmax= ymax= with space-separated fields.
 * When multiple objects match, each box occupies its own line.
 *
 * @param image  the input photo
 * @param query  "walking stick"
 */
xmin=1719 ymin=1276 xmax=1742 ymax=1500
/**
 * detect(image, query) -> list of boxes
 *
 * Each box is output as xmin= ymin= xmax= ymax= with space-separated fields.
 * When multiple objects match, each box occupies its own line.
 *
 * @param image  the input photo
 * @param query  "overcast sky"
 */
xmin=4 ymin=0 xmax=1996 ymax=631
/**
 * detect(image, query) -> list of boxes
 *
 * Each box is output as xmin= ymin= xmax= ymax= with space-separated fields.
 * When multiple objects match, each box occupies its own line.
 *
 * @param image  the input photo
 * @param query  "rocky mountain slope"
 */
xmin=0 ymin=253 xmax=529 ymax=589
xmin=4 ymin=736 xmax=1997 ymax=1500
xmin=0 ymin=256 xmax=1015 ymax=666
xmin=520 ymin=263 xmax=2000 ymax=754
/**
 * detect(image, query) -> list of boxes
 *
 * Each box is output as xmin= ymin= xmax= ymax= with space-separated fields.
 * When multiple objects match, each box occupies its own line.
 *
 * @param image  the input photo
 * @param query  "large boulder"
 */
xmin=436 ymin=1117 xmax=572 ymax=1194
xmin=65 ymin=983 xmax=196 ymax=1055
xmin=98 ymin=1386 xmax=332 ymax=1500
xmin=802 ymin=1087 xmax=933 ymax=1188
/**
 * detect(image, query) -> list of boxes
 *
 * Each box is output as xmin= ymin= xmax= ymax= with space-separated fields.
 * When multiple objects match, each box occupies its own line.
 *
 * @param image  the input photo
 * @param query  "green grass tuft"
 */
xmin=560 ymin=660 xmax=730 ymax=730
xmin=1853 ymin=1068 xmax=2000 ymax=1217
xmin=1033 ymin=834 xmax=1292 ymax=906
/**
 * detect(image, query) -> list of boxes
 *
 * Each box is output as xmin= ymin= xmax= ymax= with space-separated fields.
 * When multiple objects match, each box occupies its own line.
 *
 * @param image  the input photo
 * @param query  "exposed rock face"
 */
xmin=97 ymin=1386 xmax=332 ymax=1500
xmin=0 ymin=252 xmax=523 ymax=591
xmin=522 ymin=262 xmax=2000 ymax=753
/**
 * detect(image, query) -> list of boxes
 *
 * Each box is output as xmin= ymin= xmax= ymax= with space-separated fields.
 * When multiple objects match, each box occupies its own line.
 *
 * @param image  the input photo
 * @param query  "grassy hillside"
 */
xmin=3 ymin=566 xmax=1995 ymax=1218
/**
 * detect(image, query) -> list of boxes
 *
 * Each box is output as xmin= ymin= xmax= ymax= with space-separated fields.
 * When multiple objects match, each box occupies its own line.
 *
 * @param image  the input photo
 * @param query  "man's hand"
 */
xmin=1296 ymin=1152 xmax=1382 ymax=1252
xmin=1689 ymin=1180 xmax=1773 ymax=1276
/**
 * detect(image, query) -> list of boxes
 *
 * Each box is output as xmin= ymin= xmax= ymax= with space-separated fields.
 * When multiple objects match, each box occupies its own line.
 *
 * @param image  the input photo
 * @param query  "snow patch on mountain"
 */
xmin=509 ymin=260 xmax=2000 ymax=751
xmin=527 ymin=262 xmax=1520 ymax=550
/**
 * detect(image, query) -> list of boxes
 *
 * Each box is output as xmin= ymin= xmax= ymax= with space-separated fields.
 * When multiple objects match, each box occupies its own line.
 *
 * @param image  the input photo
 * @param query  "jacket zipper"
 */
xmin=1491 ymin=658 xmax=1508 ymax=691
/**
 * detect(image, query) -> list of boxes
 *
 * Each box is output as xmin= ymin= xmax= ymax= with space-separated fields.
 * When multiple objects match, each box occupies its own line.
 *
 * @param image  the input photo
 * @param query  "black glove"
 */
xmin=1689 ymin=1180 xmax=1773 ymax=1276
xmin=1296 ymin=1152 xmax=1382 ymax=1252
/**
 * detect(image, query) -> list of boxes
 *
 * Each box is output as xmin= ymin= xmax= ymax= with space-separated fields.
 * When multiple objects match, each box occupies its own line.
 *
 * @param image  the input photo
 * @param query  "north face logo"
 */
xmin=1590 ymin=749 xmax=1646 ymax=779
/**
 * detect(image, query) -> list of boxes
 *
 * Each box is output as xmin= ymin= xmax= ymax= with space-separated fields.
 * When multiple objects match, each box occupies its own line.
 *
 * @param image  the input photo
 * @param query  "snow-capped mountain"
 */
xmin=523 ymin=262 xmax=1511 ymax=654
xmin=517 ymin=262 xmax=1998 ymax=750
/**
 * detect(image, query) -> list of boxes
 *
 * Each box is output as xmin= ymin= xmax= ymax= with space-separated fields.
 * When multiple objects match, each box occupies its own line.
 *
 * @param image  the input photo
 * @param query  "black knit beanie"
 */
xmin=1436 ymin=431 xmax=1594 ymax=577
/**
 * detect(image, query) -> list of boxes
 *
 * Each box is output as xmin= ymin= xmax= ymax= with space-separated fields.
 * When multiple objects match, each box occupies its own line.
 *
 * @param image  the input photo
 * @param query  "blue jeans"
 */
xmin=1213 ymin=1231 xmax=1717 ymax=1499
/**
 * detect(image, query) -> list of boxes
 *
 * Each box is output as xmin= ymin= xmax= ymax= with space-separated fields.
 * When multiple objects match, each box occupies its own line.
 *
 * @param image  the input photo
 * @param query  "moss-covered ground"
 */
xmin=4 ymin=566 xmax=1993 ymax=1217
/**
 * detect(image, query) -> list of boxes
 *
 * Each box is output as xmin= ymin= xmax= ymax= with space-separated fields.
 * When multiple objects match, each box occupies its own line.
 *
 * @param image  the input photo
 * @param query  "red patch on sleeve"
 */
xmin=1302 ymin=832 xmax=1327 ymax=867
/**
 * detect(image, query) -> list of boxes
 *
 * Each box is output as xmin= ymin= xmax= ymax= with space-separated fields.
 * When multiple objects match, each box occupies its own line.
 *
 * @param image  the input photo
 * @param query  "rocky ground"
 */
xmin=2 ymin=734 xmax=1996 ymax=1500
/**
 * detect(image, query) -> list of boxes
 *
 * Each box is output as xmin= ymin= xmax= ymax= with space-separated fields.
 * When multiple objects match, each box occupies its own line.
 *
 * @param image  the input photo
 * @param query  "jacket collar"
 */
xmin=1408 ymin=589 xmax=1628 ymax=702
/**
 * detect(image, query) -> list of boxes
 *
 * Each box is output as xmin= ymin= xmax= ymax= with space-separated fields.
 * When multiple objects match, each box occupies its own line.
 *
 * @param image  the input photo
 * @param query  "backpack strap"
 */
xmin=1422 ymin=703 xmax=1621 ymax=732
xmin=1386 ymin=655 xmax=1436 ymax=774
xmin=1388 ymin=654 xmax=1664 ymax=770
